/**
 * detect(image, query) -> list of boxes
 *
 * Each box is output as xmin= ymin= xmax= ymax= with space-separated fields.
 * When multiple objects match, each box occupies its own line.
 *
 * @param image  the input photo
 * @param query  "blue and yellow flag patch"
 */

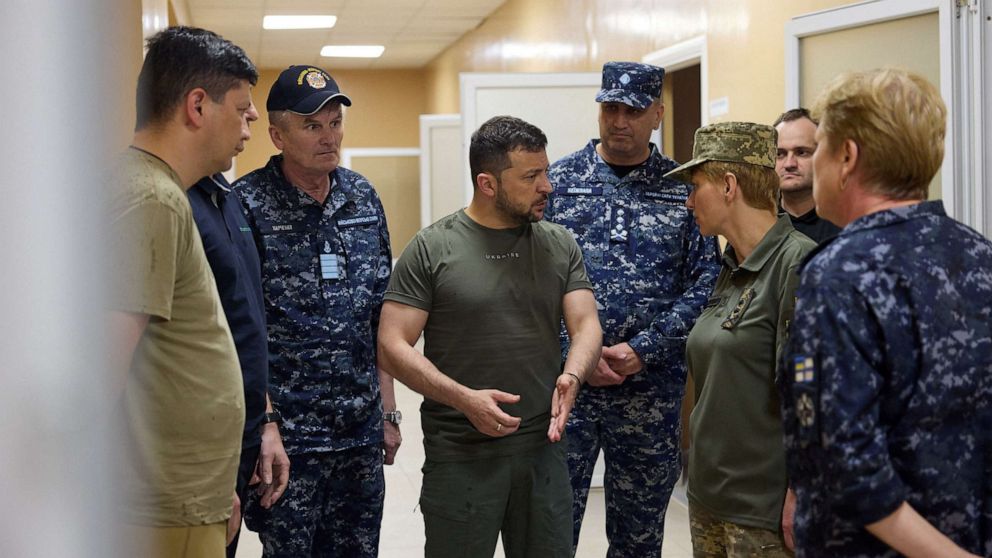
xmin=794 ymin=355 xmax=815 ymax=383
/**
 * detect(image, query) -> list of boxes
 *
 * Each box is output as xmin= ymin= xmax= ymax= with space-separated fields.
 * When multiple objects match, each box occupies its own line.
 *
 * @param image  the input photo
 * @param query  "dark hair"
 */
xmin=135 ymin=26 xmax=258 ymax=130
xmin=773 ymin=107 xmax=818 ymax=127
xmin=469 ymin=116 xmax=548 ymax=183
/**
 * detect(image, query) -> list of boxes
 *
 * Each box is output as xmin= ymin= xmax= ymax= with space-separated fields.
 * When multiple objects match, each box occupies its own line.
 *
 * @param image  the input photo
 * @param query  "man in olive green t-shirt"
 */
xmin=378 ymin=116 xmax=602 ymax=558
xmin=107 ymin=27 xmax=258 ymax=558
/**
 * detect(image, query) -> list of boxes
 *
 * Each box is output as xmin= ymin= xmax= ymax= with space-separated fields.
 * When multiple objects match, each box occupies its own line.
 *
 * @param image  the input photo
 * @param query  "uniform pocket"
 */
xmin=419 ymin=460 xmax=474 ymax=523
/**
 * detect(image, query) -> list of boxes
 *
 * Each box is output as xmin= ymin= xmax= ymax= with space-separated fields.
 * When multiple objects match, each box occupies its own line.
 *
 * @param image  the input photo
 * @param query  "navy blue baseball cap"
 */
xmin=266 ymin=65 xmax=352 ymax=114
xmin=595 ymin=61 xmax=665 ymax=110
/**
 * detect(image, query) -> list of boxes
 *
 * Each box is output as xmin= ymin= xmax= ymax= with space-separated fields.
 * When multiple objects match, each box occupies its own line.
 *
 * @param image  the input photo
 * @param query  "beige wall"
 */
xmin=799 ymin=12 xmax=942 ymax=199
xmin=112 ymin=0 xmax=144 ymax=150
xmin=425 ymin=0 xmax=852 ymax=123
xmin=800 ymin=12 xmax=939 ymax=105
xmin=236 ymin=68 xmax=428 ymax=179
xmin=350 ymin=155 xmax=421 ymax=256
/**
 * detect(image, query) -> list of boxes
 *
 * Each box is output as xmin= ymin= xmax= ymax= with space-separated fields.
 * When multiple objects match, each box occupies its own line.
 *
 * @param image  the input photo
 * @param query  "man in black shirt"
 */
xmin=773 ymin=108 xmax=840 ymax=243
xmin=188 ymin=101 xmax=290 ymax=557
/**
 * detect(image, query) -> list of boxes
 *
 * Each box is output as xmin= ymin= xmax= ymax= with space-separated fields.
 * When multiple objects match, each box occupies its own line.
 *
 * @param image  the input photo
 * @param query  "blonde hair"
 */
xmin=696 ymin=161 xmax=778 ymax=212
xmin=812 ymin=68 xmax=945 ymax=200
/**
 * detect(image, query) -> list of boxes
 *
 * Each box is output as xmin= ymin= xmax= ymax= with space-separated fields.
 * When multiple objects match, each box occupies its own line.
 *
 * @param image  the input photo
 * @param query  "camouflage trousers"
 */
xmin=243 ymin=444 xmax=384 ymax=557
xmin=688 ymin=501 xmax=793 ymax=558
xmin=566 ymin=387 xmax=683 ymax=557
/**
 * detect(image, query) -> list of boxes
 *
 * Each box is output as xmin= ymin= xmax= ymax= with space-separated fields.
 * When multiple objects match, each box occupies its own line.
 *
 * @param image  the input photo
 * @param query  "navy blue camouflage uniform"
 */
xmin=235 ymin=154 xmax=391 ymax=557
xmin=546 ymin=140 xmax=720 ymax=556
xmin=779 ymin=201 xmax=992 ymax=557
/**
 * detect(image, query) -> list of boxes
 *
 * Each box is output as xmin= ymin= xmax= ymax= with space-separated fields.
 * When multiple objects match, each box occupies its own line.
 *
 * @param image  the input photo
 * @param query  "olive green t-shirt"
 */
xmin=685 ymin=215 xmax=814 ymax=531
xmin=385 ymin=210 xmax=592 ymax=461
xmin=110 ymin=148 xmax=244 ymax=526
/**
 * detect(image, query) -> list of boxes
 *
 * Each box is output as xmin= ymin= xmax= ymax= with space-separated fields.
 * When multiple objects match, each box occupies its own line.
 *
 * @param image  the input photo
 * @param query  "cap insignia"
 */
xmin=305 ymin=71 xmax=327 ymax=89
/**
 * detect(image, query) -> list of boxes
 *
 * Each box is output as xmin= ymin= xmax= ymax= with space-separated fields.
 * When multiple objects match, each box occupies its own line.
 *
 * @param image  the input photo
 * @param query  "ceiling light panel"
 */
xmin=263 ymin=15 xmax=337 ymax=29
xmin=320 ymin=45 xmax=386 ymax=58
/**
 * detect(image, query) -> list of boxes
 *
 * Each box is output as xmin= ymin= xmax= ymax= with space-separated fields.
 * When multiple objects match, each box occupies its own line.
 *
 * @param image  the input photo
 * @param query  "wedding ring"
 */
xmin=496 ymin=423 xmax=503 ymax=432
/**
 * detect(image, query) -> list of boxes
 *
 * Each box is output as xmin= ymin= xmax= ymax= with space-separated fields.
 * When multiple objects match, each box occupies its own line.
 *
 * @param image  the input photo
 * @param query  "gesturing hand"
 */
xmin=462 ymin=389 xmax=522 ymax=437
xmin=547 ymin=373 xmax=581 ymax=442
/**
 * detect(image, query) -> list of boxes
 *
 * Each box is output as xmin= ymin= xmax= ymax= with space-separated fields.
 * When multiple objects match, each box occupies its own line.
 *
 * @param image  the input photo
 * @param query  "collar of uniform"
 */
xmin=327 ymin=174 xmax=354 ymax=212
xmin=191 ymin=173 xmax=231 ymax=208
xmin=265 ymin=154 xmax=359 ymax=208
xmin=586 ymin=139 xmax=681 ymax=186
xmin=722 ymin=214 xmax=796 ymax=273
xmin=778 ymin=204 xmax=819 ymax=224
xmin=209 ymin=173 xmax=232 ymax=193
xmin=195 ymin=173 xmax=232 ymax=196
xmin=798 ymin=200 xmax=945 ymax=271
xmin=842 ymin=199 xmax=944 ymax=236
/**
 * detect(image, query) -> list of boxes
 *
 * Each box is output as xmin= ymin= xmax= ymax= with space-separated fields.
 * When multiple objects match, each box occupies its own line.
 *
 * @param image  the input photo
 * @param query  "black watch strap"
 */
xmin=262 ymin=410 xmax=283 ymax=426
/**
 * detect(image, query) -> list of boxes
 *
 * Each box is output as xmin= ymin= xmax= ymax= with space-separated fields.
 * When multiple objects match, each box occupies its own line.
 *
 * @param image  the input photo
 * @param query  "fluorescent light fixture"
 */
xmin=320 ymin=45 xmax=385 ymax=58
xmin=263 ymin=15 xmax=337 ymax=30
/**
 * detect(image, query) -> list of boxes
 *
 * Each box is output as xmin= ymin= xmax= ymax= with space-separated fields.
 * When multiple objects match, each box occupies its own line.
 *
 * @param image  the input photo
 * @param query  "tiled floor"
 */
xmin=237 ymin=381 xmax=693 ymax=557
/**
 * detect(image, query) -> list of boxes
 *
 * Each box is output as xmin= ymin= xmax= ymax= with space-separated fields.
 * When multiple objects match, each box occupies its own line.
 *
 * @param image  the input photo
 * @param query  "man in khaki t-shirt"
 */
xmin=378 ymin=116 xmax=603 ymax=557
xmin=107 ymin=27 xmax=258 ymax=558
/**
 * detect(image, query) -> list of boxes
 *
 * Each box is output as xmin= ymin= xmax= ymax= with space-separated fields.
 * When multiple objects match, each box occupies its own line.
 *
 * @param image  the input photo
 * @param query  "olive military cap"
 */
xmin=665 ymin=121 xmax=777 ymax=183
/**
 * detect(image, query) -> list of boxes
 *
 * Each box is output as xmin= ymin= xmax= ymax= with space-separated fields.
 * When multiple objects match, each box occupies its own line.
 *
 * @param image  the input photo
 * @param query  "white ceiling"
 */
xmin=184 ymin=0 xmax=507 ymax=70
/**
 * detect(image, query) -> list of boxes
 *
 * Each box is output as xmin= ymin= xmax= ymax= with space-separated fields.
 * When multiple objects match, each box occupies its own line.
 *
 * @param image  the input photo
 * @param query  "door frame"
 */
xmin=459 ymin=71 xmax=602 ymax=205
xmin=783 ymin=0 xmax=956 ymax=211
xmin=642 ymin=34 xmax=709 ymax=129
xmin=418 ymin=114 xmax=461 ymax=228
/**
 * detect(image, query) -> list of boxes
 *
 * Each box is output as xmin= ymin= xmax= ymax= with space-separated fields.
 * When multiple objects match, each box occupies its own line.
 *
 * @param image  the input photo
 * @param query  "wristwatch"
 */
xmin=261 ymin=410 xmax=283 ymax=426
xmin=383 ymin=410 xmax=402 ymax=425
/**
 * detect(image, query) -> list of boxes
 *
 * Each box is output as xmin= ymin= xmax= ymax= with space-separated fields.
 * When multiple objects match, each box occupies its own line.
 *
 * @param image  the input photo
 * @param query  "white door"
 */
xmin=419 ymin=114 xmax=465 ymax=227
xmin=459 ymin=72 xmax=602 ymax=203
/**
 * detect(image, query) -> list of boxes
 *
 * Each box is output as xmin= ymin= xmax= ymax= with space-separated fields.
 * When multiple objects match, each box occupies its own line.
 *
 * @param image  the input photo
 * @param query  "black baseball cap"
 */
xmin=266 ymin=65 xmax=352 ymax=114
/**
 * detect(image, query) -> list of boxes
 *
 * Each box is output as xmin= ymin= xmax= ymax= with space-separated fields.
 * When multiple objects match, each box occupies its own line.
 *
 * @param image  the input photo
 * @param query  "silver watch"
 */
xmin=384 ymin=410 xmax=402 ymax=425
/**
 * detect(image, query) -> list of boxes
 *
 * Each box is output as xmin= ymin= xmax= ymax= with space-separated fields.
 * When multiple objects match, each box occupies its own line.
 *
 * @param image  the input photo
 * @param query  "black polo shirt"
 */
xmin=782 ymin=206 xmax=841 ymax=244
xmin=189 ymin=174 xmax=268 ymax=447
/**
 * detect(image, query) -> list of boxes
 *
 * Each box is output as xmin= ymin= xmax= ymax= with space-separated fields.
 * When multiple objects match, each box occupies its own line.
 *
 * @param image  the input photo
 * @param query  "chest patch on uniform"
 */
xmin=337 ymin=214 xmax=379 ymax=228
xmin=319 ymin=253 xmax=341 ymax=279
xmin=260 ymin=223 xmax=299 ymax=234
xmin=721 ymin=287 xmax=755 ymax=329
xmin=796 ymin=393 xmax=816 ymax=427
xmin=643 ymin=191 xmax=686 ymax=205
xmin=793 ymin=355 xmax=815 ymax=383
xmin=559 ymin=187 xmax=604 ymax=196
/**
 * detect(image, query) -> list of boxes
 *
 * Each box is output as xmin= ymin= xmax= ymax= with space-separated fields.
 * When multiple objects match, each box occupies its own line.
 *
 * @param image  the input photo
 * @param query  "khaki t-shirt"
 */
xmin=110 ymin=148 xmax=244 ymax=526
xmin=385 ymin=210 xmax=592 ymax=461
